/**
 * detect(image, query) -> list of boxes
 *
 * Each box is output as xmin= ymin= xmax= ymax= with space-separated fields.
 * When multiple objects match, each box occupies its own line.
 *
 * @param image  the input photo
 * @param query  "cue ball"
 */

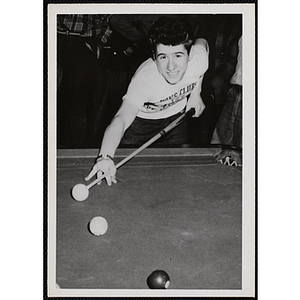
xmin=147 ymin=270 xmax=170 ymax=289
xmin=72 ymin=184 xmax=89 ymax=201
xmin=89 ymin=216 xmax=108 ymax=236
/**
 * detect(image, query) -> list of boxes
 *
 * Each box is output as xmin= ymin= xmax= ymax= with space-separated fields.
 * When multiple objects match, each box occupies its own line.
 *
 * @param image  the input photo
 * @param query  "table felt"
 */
xmin=56 ymin=148 xmax=242 ymax=290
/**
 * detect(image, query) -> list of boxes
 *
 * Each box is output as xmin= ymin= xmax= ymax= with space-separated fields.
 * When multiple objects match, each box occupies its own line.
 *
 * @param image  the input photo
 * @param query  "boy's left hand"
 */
xmin=186 ymin=95 xmax=206 ymax=117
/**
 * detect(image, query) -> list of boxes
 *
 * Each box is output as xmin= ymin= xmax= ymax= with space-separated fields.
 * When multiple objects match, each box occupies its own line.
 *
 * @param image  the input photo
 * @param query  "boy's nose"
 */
xmin=167 ymin=58 xmax=176 ymax=71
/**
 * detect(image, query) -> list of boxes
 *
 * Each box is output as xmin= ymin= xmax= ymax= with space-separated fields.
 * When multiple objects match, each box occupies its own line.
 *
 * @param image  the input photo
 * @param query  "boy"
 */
xmin=86 ymin=17 xmax=209 ymax=185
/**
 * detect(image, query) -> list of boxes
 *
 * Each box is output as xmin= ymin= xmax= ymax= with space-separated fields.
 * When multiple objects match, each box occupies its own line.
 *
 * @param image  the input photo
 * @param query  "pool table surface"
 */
xmin=54 ymin=147 xmax=242 ymax=291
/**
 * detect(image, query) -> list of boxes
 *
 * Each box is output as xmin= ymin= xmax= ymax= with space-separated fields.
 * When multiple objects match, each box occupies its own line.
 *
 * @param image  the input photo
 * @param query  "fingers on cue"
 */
xmin=106 ymin=175 xmax=112 ymax=186
xmin=85 ymin=171 xmax=94 ymax=181
xmin=97 ymin=171 xmax=103 ymax=185
xmin=105 ymin=173 xmax=117 ymax=186
xmin=85 ymin=165 xmax=97 ymax=181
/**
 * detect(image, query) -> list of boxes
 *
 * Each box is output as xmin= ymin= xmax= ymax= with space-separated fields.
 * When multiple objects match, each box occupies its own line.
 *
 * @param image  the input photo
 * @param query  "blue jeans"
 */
xmin=211 ymin=84 xmax=242 ymax=148
xmin=120 ymin=111 xmax=189 ymax=146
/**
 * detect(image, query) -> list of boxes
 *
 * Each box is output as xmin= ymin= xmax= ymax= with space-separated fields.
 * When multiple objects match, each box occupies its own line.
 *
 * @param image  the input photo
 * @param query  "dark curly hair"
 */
xmin=148 ymin=16 xmax=194 ymax=58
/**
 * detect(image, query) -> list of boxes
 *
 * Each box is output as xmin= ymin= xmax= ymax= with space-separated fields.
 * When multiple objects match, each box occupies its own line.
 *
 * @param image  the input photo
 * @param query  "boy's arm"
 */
xmin=186 ymin=76 xmax=206 ymax=118
xmin=99 ymin=99 xmax=140 ymax=158
xmin=186 ymin=38 xmax=209 ymax=117
xmin=194 ymin=38 xmax=209 ymax=53
xmin=85 ymin=99 xmax=139 ymax=185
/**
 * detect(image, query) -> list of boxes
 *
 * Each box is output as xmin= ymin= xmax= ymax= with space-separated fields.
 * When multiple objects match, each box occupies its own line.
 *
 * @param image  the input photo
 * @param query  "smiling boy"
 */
xmin=86 ymin=17 xmax=209 ymax=185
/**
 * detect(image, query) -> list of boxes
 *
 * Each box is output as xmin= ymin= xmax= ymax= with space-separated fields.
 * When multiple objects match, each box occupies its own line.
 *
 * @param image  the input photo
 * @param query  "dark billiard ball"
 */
xmin=147 ymin=270 xmax=170 ymax=289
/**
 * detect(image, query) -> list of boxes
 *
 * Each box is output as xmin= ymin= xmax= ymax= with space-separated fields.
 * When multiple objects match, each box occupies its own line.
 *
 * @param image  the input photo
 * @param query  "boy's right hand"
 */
xmin=85 ymin=157 xmax=117 ymax=186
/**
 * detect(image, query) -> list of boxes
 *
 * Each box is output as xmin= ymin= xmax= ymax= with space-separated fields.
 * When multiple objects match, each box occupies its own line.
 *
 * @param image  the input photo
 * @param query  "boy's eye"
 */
xmin=159 ymin=55 xmax=166 ymax=60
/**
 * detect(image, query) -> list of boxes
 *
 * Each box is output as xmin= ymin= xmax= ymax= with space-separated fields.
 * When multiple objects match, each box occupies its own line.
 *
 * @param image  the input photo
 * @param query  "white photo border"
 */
xmin=47 ymin=2 xmax=256 ymax=298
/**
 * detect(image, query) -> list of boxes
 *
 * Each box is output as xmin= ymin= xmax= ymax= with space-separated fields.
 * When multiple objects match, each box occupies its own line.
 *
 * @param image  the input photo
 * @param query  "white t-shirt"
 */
xmin=123 ymin=43 xmax=209 ymax=119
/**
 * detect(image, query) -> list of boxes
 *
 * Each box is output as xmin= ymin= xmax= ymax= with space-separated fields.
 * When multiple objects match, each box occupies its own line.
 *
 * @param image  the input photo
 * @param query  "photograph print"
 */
xmin=46 ymin=1 xmax=256 ymax=298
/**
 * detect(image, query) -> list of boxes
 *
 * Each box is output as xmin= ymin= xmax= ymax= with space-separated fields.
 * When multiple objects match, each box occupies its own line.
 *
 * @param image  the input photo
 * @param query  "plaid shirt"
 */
xmin=57 ymin=14 xmax=112 ymax=45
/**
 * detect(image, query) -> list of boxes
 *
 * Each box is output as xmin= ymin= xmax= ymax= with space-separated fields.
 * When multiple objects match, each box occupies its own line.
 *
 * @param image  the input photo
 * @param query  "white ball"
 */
xmin=89 ymin=216 xmax=108 ymax=236
xmin=72 ymin=183 xmax=89 ymax=201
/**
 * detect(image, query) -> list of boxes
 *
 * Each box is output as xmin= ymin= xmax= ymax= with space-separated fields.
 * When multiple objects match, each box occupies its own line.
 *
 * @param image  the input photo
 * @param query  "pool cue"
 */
xmin=86 ymin=108 xmax=195 ymax=190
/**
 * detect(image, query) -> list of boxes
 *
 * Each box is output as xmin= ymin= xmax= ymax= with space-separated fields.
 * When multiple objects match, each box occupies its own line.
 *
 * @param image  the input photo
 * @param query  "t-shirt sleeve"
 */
xmin=192 ymin=41 xmax=209 ymax=77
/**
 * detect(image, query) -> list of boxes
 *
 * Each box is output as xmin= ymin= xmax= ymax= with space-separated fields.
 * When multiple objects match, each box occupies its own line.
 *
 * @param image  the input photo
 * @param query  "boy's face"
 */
xmin=155 ymin=43 xmax=192 ymax=85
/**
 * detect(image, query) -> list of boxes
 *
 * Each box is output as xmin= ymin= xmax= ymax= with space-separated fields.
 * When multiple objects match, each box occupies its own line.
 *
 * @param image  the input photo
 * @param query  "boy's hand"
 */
xmin=186 ymin=95 xmax=206 ymax=117
xmin=85 ymin=158 xmax=117 ymax=186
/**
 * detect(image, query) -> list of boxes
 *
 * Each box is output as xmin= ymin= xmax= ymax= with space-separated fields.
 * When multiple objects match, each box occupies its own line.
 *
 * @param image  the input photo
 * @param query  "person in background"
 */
xmin=57 ymin=14 xmax=112 ymax=148
xmin=87 ymin=14 xmax=165 ymax=147
xmin=211 ymin=35 xmax=243 ymax=166
xmin=191 ymin=14 xmax=242 ymax=146
xmin=85 ymin=17 xmax=209 ymax=185
xmin=109 ymin=14 xmax=168 ymax=75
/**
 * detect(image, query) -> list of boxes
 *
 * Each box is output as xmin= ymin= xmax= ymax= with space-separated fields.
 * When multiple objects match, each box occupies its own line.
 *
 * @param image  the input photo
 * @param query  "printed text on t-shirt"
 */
xmin=143 ymin=81 xmax=197 ymax=112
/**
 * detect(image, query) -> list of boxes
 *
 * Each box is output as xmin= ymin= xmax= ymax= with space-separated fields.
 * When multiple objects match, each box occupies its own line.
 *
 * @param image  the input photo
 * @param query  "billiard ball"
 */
xmin=147 ymin=270 xmax=170 ymax=289
xmin=89 ymin=216 xmax=108 ymax=236
xmin=72 ymin=183 xmax=89 ymax=201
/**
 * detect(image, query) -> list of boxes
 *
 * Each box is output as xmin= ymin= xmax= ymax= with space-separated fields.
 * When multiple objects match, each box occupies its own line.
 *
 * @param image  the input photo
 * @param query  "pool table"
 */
xmin=51 ymin=147 xmax=244 ymax=295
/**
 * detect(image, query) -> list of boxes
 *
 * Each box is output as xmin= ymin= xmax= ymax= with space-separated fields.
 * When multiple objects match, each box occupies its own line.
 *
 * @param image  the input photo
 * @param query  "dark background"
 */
xmin=56 ymin=13 xmax=242 ymax=149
